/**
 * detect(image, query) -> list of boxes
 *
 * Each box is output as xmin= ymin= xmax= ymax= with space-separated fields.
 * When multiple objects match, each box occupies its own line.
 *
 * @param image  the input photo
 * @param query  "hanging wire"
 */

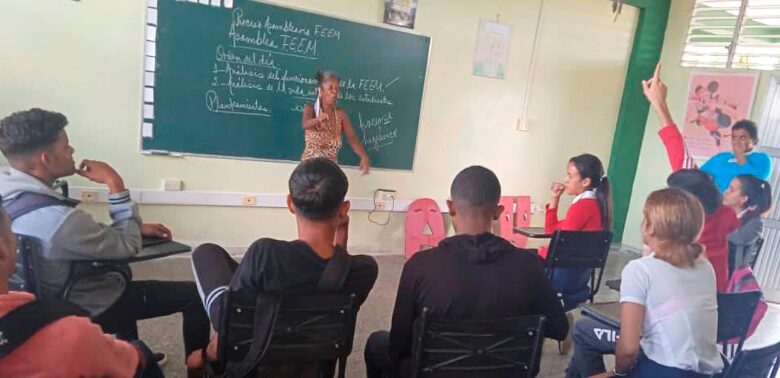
xmin=368 ymin=189 xmax=395 ymax=226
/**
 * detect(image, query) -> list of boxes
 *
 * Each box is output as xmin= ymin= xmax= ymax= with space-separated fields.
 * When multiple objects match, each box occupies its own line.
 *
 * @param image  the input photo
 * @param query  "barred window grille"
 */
xmin=683 ymin=0 xmax=780 ymax=70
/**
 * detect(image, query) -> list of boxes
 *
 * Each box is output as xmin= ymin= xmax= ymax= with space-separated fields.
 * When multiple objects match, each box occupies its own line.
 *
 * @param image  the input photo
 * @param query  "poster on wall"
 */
xmin=683 ymin=71 xmax=759 ymax=159
xmin=383 ymin=0 xmax=418 ymax=29
xmin=473 ymin=20 xmax=512 ymax=80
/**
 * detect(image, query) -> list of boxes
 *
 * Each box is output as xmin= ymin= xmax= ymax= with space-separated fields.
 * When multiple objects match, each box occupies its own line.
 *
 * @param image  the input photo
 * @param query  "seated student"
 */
xmin=667 ymin=169 xmax=738 ymax=292
xmin=543 ymin=154 xmax=612 ymax=287
xmin=543 ymin=153 xmax=612 ymax=352
xmin=0 ymin=109 xmax=210 ymax=372
xmin=642 ymin=63 xmax=771 ymax=192
xmin=364 ymin=166 xmax=569 ymax=378
xmin=723 ymin=174 xmax=772 ymax=275
xmin=190 ymin=157 xmax=378 ymax=373
xmin=0 ymin=199 xmax=163 ymax=377
xmin=567 ymin=188 xmax=723 ymax=378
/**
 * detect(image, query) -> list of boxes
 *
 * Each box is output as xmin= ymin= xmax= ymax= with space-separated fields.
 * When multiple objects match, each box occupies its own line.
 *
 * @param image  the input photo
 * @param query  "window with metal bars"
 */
xmin=683 ymin=0 xmax=780 ymax=70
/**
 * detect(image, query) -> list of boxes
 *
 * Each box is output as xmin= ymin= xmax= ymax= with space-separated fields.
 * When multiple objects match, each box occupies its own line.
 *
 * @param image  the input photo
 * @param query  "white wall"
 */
xmin=0 ymin=0 xmax=637 ymax=253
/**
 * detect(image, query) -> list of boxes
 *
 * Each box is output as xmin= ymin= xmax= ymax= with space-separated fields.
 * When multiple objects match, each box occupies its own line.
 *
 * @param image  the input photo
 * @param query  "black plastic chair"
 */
xmin=546 ymin=230 xmax=613 ymax=309
xmin=9 ymin=234 xmax=43 ymax=295
xmin=410 ymin=307 xmax=546 ymax=378
xmin=729 ymin=237 xmax=766 ymax=276
xmin=210 ymin=289 xmax=358 ymax=378
xmin=605 ymin=279 xmax=621 ymax=292
xmin=10 ymin=233 xmax=129 ymax=302
xmin=8 ymin=183 xmax=129 ymax=303
xmin=717 ymin=291 xmax=762 ymax=360
xmin=751 ymin=237 xmax=765 ymax=271
xmin=722 ymin=339 xmax=780 ymax=378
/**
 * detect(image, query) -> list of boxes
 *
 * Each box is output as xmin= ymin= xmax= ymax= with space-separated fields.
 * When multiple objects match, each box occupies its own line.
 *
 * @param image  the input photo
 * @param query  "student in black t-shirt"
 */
xmin=364 ymin=166 xmax=569 ymax=378
xmin=190 ymin=158 xmax=378 ymax=368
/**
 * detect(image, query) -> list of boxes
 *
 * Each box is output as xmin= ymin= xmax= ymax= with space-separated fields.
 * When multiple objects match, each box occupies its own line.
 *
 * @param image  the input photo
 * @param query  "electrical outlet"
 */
xmin=163 ymin=178 xmax=182 ymax=191
xmin=242 ymin=195 xmax=257 ymax=206
xmin=80 ymin=190 xmax=98 ymax=202
xmin=374 ymin=188 xmax=396 ymax=212
xmin=516 ymin=117 xmax=529 ymax=132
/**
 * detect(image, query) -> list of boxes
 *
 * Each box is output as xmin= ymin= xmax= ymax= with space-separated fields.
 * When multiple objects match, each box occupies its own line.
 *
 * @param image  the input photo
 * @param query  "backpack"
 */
xmin=726 ymin=267 xmax=768 ymax=341
xmin=0 ymin=298 xmax=86 ymax=358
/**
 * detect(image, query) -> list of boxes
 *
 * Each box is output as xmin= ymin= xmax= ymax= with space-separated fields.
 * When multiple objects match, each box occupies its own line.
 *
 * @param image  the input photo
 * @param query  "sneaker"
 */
xmin=153 ymin=352 xmax=167 ymax=367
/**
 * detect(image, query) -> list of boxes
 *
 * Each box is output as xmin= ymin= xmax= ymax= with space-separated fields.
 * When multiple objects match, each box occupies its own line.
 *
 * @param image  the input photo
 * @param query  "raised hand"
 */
xmin=641 ymin=63 xmax=675 ymax=127
xmin=641 ymin=63 xmax=668 ymax=105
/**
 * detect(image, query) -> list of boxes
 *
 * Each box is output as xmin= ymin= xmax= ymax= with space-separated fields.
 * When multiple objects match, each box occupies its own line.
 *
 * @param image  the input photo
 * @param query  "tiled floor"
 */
xmin=133 ymin=248 xmax=780 ymax=377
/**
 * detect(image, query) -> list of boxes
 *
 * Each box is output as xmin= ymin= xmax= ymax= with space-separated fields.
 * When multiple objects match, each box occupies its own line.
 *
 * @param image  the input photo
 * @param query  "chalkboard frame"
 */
xmin=138 ymin=0 xmax=432 ymax=172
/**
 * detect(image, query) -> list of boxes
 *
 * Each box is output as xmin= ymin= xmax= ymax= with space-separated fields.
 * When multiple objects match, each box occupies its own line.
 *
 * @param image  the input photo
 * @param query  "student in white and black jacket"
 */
xmin=0 ymin=108 xmax=210 ymax=373
xmin=723 ymin=174 xmax=772 ymax=275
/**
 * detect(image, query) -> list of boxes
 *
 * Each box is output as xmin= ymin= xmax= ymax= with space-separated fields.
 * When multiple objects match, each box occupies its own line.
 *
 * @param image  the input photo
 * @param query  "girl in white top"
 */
xmin=567 ymin=188 xmax=723 ymax=378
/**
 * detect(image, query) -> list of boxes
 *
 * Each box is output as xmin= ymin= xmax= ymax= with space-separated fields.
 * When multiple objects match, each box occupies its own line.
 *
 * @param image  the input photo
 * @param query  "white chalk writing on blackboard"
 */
xmin=358 ymin=112 xmax=398 ymax=151
xmin=205 ymin=90 xmax=271 ymax=117
xmin=216 ymin=45 xmax=277 ymax=69
xmin=229 ymin=8 xmax=323 ymax=60
xmin=202 ymin=5 xmax=405 ymax=150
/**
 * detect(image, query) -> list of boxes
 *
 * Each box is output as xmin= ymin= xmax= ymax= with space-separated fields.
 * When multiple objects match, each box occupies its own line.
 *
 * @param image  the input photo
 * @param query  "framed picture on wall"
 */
xmin=472 ymin=20 xmax=511 ymax=80
xmin=683 ymin=71 xmax=759 ymax=159
xmin=383 ymin=0 xmax=418 ymax=29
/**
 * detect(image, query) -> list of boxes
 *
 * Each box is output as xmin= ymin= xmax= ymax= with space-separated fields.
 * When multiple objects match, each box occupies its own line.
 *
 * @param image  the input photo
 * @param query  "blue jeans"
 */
xmin=566 ymin=318 xmax=710 ymax=378
xmin=551 ymin=268 xmax=591 ymax=310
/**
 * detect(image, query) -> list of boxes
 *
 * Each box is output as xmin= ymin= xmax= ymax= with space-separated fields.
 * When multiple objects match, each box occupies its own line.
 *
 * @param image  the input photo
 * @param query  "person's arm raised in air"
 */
xmin=302 ymin=103 xmax=330 ymax=131
xmin=642 ymin=64 xmax=697 ymax=172
xmin=340 ymin=109 xmax=371 ymax=175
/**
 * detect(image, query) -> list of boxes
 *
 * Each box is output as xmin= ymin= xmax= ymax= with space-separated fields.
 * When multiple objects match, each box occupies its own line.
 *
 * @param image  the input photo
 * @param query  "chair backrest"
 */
xmin=405 ymin=198 xmax=446 ymax=259
xmin=7 ymin=233 xmax=128 ymax=303
xmin=411 ymin=308 xmax=546 ymax=378
xmin=546 ymin=230 xmax=612 ymax=302
xmin=723 ymin=339 xmax=780 ymax=378
xmin=216 ymin=289 xmax=358 ymax=377
xmin=717 ymin=291 xmax=762 ymax=355
xmin=9 ymin=234 xmax=43 ymax=296
xmin=751 ymin=237 xmax=765 ymax=270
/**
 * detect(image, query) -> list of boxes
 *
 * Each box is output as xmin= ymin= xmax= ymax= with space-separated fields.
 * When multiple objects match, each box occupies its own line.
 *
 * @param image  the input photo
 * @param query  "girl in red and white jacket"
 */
xmin=543 ymin=153 xmax=612 ymax=258
xmin=542 ymin=153 xmax=612 ymax=354
xmin=642 ymin=64 xmax=739 ymax=292
xmin=543 ymin=154 xmax=611 ymax=295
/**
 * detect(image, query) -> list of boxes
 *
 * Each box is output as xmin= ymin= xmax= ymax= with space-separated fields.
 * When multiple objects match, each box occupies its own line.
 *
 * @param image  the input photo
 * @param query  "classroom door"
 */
xmin=754 ymin=76 xmax=780 ymax=303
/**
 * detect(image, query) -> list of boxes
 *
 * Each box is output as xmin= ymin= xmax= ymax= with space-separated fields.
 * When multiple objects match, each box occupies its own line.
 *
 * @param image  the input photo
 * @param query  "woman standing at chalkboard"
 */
xmin=302 ymin=71 xmax=371 ymax=174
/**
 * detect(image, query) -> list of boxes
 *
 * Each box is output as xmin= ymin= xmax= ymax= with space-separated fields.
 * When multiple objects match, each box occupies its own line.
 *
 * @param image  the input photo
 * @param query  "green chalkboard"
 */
xmin=142 ymin=0 xmax=430 ymax=170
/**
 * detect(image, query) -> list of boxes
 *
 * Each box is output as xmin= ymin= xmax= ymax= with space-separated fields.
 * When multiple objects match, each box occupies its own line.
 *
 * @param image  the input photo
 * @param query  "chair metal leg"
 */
xmin=338 ymin=356 xmax=347 ymax=378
